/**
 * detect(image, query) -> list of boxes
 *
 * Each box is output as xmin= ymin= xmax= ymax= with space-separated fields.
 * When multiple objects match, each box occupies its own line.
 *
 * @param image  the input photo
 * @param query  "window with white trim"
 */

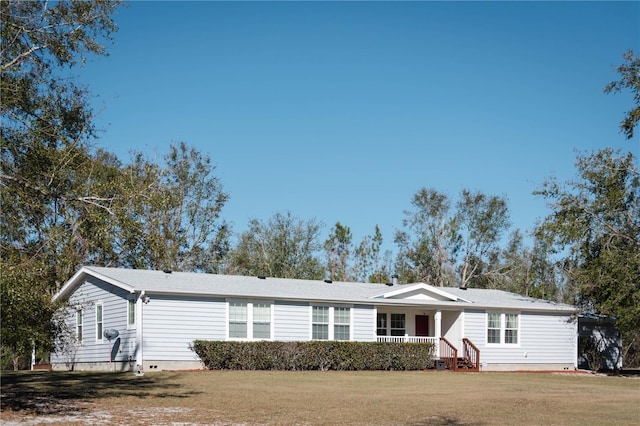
xmin=376 ymin=312 xmax=387 ymax=336
xmin=311 ymin=306 xmax=351 ymax=340
xmin=486 ymin=312 xmax=519 ymax=345
xmin=390 ymin=313 xmax=406 ymax=336
xmin=312 ymin=306 xmax=329 ymax=340
xmin=334 ymin=307 xmax=351 ymax=341
xmin=229 ymin=302 xmax=248 ymax=338
xmin=127 ymin=299 xmax=136 ymax=328
xmin=505 ymin=313 xmax=519 ymax=344
xmin=487 ymin=313 xmax=501 ymax=344
xmin=76 ymin=309 xmax=83 ymax=343
xmin=95 ymin=302 xmax=103 ymax=342
xmin=228 ymin=301 xmax=272 ymax=340
xmin=252 ymin=303 xmax=271 ymax=339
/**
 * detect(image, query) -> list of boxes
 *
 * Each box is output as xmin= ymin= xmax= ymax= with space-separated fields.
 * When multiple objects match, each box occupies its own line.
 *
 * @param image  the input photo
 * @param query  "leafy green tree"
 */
xmin=1 ymin=0 xmax=122 ymax=366
xmin=605 ymin=49 xmax=640 ymax=140
xmin=229 ymin=212 xmax=324 ymax=279
xmin=368 ymin=225 xmax=391 ymax=283
xmin=455 ymin=190 xmax=510 ymax=288
xmin=395 ymin=188 xmax=511 ymax=287
xmin=535 ymin=149 xmax=640 ymax=336
xmin=324 ymin=222 xmax=352 ymax=281
xmin=394 ymin=188 xmax=458 ymax=286
xmin=117 ymin=143 xmax=230 ymax=273
xmin=481 ymin=230 xmax=563 ymax=300
xmin=352 ymin=234 xmax=372 ymax=283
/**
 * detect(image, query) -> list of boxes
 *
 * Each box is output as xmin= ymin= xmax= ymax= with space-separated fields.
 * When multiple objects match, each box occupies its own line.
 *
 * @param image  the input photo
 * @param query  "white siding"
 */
xmin=442 ymin=311 xmax=463 ymax=347
xmin=142 ymin=295 xmax=226 ymax=361
xmin=464 ymin=309 xmax=577 ymax=366
xmin=273 ymin=301 xmax=309 ymax=341
xmin=352 ymin=305 xmax=375 ymax=341
xmin=51 ymin=276 xmax=136 ymax=365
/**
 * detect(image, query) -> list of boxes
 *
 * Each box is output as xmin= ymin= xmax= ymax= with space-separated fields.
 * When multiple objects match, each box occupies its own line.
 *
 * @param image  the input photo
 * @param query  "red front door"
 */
xmin=415 ymin=315 xmax=429 ymax=336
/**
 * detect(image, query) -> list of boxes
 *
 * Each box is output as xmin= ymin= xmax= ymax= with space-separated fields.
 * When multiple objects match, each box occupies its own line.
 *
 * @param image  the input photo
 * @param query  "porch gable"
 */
xmin=373 ymin=283 xmax=471 ymax=303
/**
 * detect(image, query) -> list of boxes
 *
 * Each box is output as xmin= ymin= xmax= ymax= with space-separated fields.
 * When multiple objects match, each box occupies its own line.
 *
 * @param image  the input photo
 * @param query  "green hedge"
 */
xmin=191 ymin=340 xmax=435 ymax=371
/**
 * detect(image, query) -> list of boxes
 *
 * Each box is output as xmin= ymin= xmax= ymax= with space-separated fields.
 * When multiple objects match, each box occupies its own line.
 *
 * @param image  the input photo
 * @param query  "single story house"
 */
xmin=51 ymin=266 xmax=578 ymax=372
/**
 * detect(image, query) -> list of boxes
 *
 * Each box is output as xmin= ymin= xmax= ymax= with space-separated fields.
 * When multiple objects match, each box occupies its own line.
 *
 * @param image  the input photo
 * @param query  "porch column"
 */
xmin=434 ymin=310 xmax=442 ymax=339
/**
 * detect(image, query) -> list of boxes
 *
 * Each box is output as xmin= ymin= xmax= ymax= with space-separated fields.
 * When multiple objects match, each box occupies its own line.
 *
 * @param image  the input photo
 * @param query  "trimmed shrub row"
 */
xmin=191 ymin=340 xmax=435 ymax=371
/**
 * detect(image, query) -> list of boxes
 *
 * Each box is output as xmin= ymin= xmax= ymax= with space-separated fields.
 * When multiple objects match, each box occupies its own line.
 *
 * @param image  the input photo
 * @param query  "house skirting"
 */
xmin=52 ymin=361 xmax=136 ymax=372
xmin=52 ymin=360 xmax=205 ymax=372
xmin=481 ymin=362 xmax=575 ymax=372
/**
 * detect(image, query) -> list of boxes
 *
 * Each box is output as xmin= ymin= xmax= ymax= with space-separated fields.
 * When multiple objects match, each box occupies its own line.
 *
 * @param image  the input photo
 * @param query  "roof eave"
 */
xmin=53 ymin=266 xmax=136 ymax=302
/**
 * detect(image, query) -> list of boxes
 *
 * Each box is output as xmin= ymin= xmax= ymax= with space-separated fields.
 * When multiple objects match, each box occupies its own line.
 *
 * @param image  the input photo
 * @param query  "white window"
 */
xmin=312 ymin=306 xmax=329 ymax=340
xmin=334 ymin=307 xmax=350 ymax=341
xmin=253 ymin=303 xmax=271 ymax=339
xmin=76 ymin=309 xmax=83 ymax=343
xmin=487 ymin=312 xmax=519 ymax=345
xmin=376 ymin=313 xmax=388 ymax=336
xmin=228 ymin=301 xmax=272 ymax=340
xmin=390 ymin=313 xmax=406 ymax=336
xmin=229 ymin=302 xmax=248 ymax=338
xmin=505 ymin=313 xmax=519 ymax=344
xmin=312 ymin=306 xmax=351 ymax=340
xmin=95 ymin=302 xmax=103 ymax=342
xmin=127 ymin=299 xmax=136 ymax=328
xmin=487 ymin=313 xmax=501 ymax=344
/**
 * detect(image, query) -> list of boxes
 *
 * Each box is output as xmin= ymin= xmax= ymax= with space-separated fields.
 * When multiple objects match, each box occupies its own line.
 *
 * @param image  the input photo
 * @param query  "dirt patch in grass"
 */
xmin=2 ymin=370 xmax=639 ymax=425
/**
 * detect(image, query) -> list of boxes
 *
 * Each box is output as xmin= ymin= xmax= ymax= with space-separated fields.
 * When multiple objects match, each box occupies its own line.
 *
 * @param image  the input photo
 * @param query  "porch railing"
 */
xmin=376 ymin=336 xmax=439 ymax=344
xmin=462 ymin=338 xmax=480 ymax=372
xmin=376 ymin=336 xmax=440 ymax=357
xmin=439 ymin=337 xmax=458 ymax=371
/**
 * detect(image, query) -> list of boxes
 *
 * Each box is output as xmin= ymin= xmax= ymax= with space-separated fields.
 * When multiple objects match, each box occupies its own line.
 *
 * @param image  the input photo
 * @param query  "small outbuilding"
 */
xmin=577 ymin=313 xmax=622 ymax=371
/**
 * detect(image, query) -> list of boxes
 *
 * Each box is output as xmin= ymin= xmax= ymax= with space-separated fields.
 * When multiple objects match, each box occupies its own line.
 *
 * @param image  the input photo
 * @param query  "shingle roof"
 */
xmin=55 ymin=266 xmax=576 ymax=313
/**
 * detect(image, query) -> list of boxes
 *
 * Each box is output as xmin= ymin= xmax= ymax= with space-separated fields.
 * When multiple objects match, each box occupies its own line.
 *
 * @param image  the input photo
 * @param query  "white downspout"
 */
xmin=136 ymin=291 xmax=144 ymax=372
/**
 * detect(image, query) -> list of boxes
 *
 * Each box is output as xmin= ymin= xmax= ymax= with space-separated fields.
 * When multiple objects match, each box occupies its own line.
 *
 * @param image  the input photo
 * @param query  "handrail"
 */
xmin=439 ymin=337 xmax=458 ymax=372
xmin=462 ymin=338 xmax=480 ymax=372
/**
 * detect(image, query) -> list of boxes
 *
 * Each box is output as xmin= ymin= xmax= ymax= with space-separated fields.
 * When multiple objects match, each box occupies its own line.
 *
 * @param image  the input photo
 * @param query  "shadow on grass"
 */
xmin=409 ymin=416 xmax=484 ymax=426
xmin=1 ymin=371 xmax=200 ymax=415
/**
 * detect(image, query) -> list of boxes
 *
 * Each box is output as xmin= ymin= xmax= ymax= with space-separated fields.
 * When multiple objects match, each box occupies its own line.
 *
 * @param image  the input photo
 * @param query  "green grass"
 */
xmin=2 ymin=370 xmax=639 ymax=425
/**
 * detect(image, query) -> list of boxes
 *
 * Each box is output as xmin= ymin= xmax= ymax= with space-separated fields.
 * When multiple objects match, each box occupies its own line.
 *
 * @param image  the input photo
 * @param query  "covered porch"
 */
xmin=374 ymin=307 xmax=479 ymax=371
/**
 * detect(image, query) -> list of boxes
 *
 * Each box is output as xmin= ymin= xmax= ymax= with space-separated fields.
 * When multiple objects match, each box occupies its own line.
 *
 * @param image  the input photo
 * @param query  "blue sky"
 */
xmin=82 ymin=1 xmax=639 ymax=255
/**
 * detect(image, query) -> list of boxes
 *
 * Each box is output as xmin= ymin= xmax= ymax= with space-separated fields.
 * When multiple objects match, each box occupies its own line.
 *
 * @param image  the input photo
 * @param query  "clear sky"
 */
xmin=81 ymin=1 xmax=639 ymax=255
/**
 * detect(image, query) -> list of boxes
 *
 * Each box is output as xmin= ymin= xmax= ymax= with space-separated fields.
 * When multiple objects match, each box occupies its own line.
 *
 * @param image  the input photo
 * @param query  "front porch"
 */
xmin=376 ymin=335 xmax=480 ymax=371
xmin=375 ymin=308 xmax=479 ymax=371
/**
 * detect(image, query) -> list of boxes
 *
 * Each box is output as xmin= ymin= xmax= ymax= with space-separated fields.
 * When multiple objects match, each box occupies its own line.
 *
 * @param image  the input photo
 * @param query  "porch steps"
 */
xmin=456 ymin=357 xmax=477 ymax=371
xmin=437 ymin=337 xmax=480 ymax=372
xmin=437 ymin=357 xmax=479 ymax=372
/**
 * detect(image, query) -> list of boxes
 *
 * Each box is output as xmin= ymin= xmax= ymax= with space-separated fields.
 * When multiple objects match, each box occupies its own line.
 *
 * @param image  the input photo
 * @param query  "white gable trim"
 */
xmin=53 ymin=266 xmax=136 ymax=302
xmin=373 ymin=283 xmax=472 ymax=303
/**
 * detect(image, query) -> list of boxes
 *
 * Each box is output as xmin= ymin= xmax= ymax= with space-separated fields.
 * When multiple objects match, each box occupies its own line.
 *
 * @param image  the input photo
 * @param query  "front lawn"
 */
xmin=2 ymin=370 xmax=638 ymax=425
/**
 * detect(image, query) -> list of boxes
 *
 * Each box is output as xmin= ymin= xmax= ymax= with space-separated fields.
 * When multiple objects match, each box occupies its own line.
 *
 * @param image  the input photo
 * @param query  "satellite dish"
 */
xmin=103 ymin=328 xmax=119 ymax=341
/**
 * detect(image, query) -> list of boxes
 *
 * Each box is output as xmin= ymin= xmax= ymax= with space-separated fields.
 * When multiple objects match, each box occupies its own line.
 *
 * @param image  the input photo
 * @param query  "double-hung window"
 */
xmin=504 ymin=313 xmax=519 ymax=344
xmin=229 ymin=302 xmax=248 ymax=338
xmin=253 ymin=303 xmax=271 ymax=339
xmin=312 ymin=306 xmax=329 ymax=340
xmin=390 ymin=313 xmax=406 ymax=336
xmin=487 ymin=312 xmax=519 ymax=345
xmin=376 ymin=312 xmax=388 ymax=336
xmin=312 ymin=306 xmax=351 ymax=340
xmin=334 ymin=307 xmax=350 ymax=341
xmin=487 ymin=313 xmax=501 ymax=344
xmin=95 ymin=302 xmax=103 ymax=342
xmin=228 ymin=301 xmax=271 ymax=340
xmin=76 ymin=309 xmax=83 ymax=344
